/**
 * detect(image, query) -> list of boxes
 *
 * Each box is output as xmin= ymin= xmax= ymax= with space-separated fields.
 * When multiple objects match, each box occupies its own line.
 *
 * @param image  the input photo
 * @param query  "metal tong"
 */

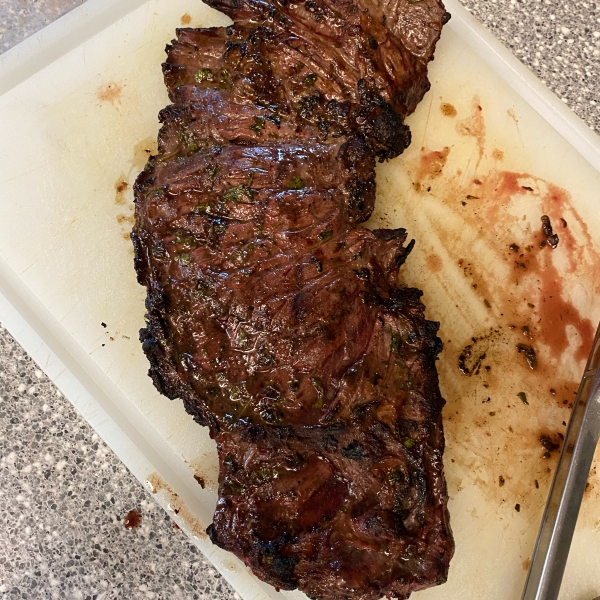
xmin=522 ymin=322 xmax=600 ymax=600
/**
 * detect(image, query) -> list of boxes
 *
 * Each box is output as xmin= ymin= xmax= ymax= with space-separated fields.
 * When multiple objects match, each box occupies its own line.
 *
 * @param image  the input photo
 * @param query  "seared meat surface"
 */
xmin=132 ymin=0 xmax=453 ymax=598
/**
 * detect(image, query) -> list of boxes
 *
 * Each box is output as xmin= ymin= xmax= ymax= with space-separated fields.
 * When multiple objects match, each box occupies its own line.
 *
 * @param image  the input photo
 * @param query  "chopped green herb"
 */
xmin=311 ymin=377 xmax=324 ymax=408
xmin=206 ymin=164 xmax=219 ymax=180
xmin=222 ymin=184 xmax=253 ymax=202
xmin=403 ymin=438 xmax=415 ymax=449
xmin=391 ymin=333 xmax=402 ymax=355
xmin=250 ymin=116 xmax=266 ymax=136
xmin=251 ymin=467 xmax=276 ymax=484
xmin=194 ymin=68 xmax=214 ymax=83
xmin=193 ymin=203 xmax=208 ymax=215
xmin=178 ymin=130 xmax=199 ymax=153
xmin=289 ymin=176 xmax=304 ymax=190
xmin=518 ymin=391 xmax=529 ymax=405
xmin=303 ymin=73 xmax=318 ymax=87
xmin=147 ymin=188 xmax=166 ymax=198
xmin=178 ymin=252 xmax=191 ymax=266
xmin=389 ymin=467 xmax=404 ymax=483
xmin=319 ymin=229 xmax=333 ymax=242
xmin=228 ymin=482 xmax=245 ymax=495
xmin=175 ymin=231 xmax=195 ymax=246
xmin=236 ymin=329 xmax=249 ymax=349
xmin=157 ymin=149 xmax=179 ymax=162
xmin=219 ymin=69 xmax=229 ymax=83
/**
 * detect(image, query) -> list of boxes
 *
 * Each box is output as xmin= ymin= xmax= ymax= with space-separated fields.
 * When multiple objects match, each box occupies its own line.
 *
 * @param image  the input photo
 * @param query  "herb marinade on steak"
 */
xmin=132 ymin=0 xmax=454 ymax=598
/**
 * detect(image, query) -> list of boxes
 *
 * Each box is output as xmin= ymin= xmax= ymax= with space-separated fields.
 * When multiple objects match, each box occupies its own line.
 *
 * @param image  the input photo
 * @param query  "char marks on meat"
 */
xmin=132 ymin=0 xmax=453 ymax=598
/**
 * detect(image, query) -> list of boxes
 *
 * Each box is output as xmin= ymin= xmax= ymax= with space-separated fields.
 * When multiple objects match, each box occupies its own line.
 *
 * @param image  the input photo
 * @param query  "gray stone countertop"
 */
xmin=0 ymin=1 xmax=598 ymax=599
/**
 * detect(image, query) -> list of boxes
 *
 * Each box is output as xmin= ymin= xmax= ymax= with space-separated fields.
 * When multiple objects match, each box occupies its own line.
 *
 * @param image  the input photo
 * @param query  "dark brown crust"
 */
xmin=132 ymin=1 xmax=453 ymax=598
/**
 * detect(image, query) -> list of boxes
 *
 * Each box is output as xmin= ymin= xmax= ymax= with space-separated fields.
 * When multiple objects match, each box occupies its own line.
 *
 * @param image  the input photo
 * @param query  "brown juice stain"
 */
xmin=146 ymin=472 xmax=208 ymax=539
xmin=371 ymin=96 xmax=600 ymax=529
xmin=415 ymin=146 xmax=449 ymax=182
xmin=114 ymin=138 xmax=157 ymax=243
xmin=440 ymin=102 xmax=457 ymax=118
xmin=115 ymin=178 xmax=129 ymax=205
xmin=181 ymin=13 xmax=192 ymax=25
xmin=116 ymin=214 xmax=135 ymax=225
xmin=507 ymin=108 xmax=519 ymax=125
xmin=97 ymin=82 xmax=123 ymax=105
xmin=457 ymin=96 xmax=486 ymax=163
xmin=221 ymin=558 xmax=241 ymax=574
xmin=123 ymin=509 xmax=142 ymax=530
xmin=132 ymin=137 xmax=158 ymax=172
xmin=426 ymin=253 xmax=443 ymax=273
xmin=492 ymin=148 xmax=504 ymax=161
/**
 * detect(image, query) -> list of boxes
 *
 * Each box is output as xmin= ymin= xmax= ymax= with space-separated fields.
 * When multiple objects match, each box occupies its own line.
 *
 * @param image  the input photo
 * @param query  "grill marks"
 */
xmin=132 ymin=0 xmax=453 ymax=598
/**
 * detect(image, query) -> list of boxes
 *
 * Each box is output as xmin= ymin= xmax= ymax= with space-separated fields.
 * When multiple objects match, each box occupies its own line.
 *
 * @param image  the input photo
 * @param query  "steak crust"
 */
xmin=132 ymin=1 xmax=454 ymax=598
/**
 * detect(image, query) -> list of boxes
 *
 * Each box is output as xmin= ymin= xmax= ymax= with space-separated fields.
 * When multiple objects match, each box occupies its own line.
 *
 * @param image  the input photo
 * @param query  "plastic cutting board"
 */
xmin=1 ymin=0 xmax=600 ymax=598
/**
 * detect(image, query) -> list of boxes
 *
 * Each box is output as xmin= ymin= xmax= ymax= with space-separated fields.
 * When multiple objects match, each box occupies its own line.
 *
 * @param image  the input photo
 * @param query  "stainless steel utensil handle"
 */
xmin=521 ymin=323 xmax=600 ymax=600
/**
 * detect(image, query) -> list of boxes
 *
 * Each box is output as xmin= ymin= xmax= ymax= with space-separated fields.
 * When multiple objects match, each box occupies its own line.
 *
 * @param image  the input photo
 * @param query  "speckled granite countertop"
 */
xmin=0 ymin=1 xmax=598 ymax=599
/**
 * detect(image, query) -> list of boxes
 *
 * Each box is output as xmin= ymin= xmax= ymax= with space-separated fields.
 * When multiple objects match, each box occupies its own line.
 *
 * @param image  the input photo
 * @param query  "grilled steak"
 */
xmin=132 ymin=0 xmax=454 ymax=598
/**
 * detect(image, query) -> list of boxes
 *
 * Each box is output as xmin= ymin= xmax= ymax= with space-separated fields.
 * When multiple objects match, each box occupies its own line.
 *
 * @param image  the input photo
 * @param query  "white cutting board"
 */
xmin=1 ymin=1 xmax=600 ymax=598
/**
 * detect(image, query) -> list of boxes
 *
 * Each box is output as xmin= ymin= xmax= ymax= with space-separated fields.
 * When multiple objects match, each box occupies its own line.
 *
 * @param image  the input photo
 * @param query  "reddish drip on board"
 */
xmin=400 ymin=99 xmax=600 ymax=522
xmin=456 ymin=97 xmax=486 ymax=164
xmin=408 ymin=144 xmax=600 ymax=370
xmin=528 ymin=235 xmax=595 ymax=363
xmin=477 ymin=170 xmax=599 ymax=365
xmin=426 ymin=253 xmax=443 ymax=273
xmin=415 ymin=147 xmax=450 ymax=182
